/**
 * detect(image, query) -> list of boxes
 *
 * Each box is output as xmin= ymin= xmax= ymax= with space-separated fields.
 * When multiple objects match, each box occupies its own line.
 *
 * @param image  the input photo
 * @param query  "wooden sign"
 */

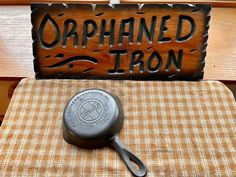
xmin=31 ymin=4 xmax=211 ymax=80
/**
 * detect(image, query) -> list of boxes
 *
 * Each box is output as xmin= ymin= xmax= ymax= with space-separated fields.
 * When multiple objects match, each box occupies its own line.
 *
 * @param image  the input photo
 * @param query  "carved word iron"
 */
xmin=31 ymin=4 xmax=211 ymax=80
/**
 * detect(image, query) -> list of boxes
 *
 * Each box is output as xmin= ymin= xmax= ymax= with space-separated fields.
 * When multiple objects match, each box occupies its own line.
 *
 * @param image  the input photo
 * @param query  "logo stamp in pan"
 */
xmin=78 ymin=99 xmax=104 ymax=124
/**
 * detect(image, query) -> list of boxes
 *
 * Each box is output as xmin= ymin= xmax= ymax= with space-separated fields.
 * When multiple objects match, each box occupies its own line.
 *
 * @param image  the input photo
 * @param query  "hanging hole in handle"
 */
xmin=123 ymin=149 xmax=147 ymax=177
xmin=130 ymin=157 xmax=140 ymax=171
xmin=110 ymin=136 xmax=147 ymax=177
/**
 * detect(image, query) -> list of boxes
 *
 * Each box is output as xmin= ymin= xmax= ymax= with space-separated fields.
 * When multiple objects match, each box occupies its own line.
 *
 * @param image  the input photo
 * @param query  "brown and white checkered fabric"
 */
xmin=0 ymin=78 xmax=236 ymax=176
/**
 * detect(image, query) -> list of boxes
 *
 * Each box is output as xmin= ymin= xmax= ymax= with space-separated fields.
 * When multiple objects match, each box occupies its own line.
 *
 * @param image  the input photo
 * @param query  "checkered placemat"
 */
xmin=0 ymin=78 xmax=235 ymax=176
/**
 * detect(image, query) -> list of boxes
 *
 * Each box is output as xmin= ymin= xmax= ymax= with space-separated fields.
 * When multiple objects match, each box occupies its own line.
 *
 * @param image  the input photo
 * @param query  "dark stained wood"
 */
xmin=0 ymin=115 xmax=3 ymax=122
xmin=31 ymin=4 xmax=211 ymax=80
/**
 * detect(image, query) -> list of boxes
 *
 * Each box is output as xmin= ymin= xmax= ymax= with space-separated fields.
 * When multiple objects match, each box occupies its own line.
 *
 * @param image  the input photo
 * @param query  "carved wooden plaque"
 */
xmin=31 ymin=4 xmax=211 ymax=80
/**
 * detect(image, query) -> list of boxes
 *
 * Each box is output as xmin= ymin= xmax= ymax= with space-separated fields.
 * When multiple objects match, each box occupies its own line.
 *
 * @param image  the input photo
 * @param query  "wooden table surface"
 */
xmin=0 ymin=5 xmax=235 ymax=80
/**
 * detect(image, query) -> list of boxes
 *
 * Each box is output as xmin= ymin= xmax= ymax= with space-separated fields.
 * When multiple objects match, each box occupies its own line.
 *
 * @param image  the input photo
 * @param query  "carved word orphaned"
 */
xmin=39 ymin=15 xmax=195 ymax=48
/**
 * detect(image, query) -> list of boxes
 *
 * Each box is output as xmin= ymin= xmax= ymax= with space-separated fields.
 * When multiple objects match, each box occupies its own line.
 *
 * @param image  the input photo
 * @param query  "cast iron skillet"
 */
xmin=63 ymin=89 xmax=147 ymax=177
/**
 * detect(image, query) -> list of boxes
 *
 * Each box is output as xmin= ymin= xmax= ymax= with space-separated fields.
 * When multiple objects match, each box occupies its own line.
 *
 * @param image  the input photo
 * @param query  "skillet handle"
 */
xmin=111 ymin=136 xmax=147 ymax=177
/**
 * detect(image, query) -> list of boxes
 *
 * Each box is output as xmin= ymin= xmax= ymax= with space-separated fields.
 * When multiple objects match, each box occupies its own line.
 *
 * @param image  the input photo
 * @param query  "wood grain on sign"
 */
xmin=31 ymin=4 xmax=211 ymax=80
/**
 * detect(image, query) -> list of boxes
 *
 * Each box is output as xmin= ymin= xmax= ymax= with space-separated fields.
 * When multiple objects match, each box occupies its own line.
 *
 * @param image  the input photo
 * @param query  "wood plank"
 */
xmin=0 ymin=6 xmax=33 ymax=77
xmin=205 ymin=7 xmax=236 ymax=81
xmin=0 ymin=5 xmax=235 ymax=80
xmin=0 ymin=1 xmax=236 ymax=7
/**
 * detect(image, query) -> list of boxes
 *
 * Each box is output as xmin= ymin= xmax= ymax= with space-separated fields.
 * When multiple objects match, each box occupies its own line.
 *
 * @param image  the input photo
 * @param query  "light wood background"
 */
xmin=0 ymin=5 xmax=235 ymax=80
